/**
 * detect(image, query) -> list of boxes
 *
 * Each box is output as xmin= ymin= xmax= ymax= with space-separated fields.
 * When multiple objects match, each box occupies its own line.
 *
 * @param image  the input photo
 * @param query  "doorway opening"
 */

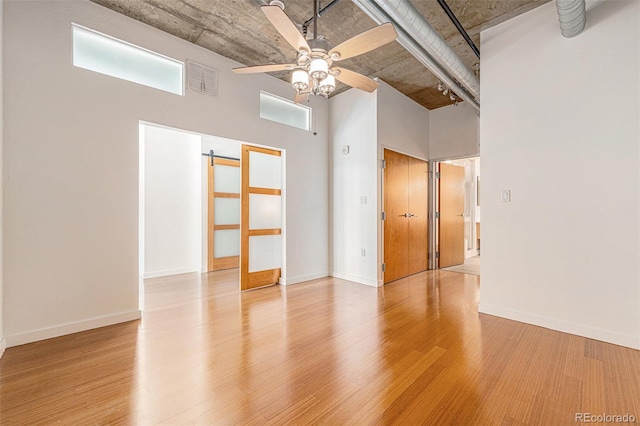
xmin=138 ymin=122 xmax=286 ymax=309
xmin=433 ymin=156 xmax=480 ymax=275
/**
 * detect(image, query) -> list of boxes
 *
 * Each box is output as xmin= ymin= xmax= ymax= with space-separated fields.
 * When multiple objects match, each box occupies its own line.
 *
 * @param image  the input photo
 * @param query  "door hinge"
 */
xmin=381 ymin=159 xmax=386 ymax=169
xmin=435 ymin=212 xmax=440 ymax=219
xmin=382 ymin=263 xmax=386 ymax=272
xmin=381 ymin=211 xmax=386 ymax=220
xmin=435 ymin=172 xmax=440 ymax=179
xmin=435 ymin=252 xmax=440 ymax=259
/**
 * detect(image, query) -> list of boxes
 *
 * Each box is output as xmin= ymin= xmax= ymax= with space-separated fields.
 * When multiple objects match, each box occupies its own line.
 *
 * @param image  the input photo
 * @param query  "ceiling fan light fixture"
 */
xmin=291 ymin=69 xmax=309 ymax=91
xmin=309 ymin=58 xmax=329 ymax=80
xmin=319 ymin=74 xmax=335 ymax=95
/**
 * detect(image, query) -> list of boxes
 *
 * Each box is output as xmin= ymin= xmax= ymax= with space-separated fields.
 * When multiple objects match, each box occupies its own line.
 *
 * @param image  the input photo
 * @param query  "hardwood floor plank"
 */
xmin=1 ymin=269 xmax=639 ymax=425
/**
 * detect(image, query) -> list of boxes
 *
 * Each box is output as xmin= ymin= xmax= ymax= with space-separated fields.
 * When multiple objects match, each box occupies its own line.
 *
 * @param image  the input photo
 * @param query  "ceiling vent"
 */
xmin=187 ymin=60 xmax=218 ymax=97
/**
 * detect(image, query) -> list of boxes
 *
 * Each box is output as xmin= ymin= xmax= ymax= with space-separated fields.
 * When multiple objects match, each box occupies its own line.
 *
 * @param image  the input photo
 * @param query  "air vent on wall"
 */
xmin=187 ymin=60 xmax=218 ymax=97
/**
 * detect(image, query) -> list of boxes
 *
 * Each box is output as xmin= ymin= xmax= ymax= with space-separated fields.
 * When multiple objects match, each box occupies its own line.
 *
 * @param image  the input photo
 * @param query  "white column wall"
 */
xmin=480 ymin=0 xmax=640 ymax=348
xmin=329 ymin=89 xmax=378 ymax=286
xmin=3 ymin=0 xmax=329 ymax=346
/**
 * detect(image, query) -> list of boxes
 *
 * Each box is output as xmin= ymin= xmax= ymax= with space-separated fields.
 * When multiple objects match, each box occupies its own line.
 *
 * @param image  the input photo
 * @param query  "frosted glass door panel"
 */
xmin=214 ymin=198 xmax=240 ymax=225
xmin=249 ymin=151 xmax=281 ymax=189
xmin=214 ymin=229 xmax=240 ymax=258
xmin=248 ymin=235 xmax=282 ymax=273
xmin=249 ymin=194 xmax=282 ymax=229
xmin=214 ymin=165 xmax=240 ymax=193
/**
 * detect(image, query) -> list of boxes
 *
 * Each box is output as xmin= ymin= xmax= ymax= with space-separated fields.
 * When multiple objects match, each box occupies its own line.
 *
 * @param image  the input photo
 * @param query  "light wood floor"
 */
xmin=442 ymin=255 xmax=480 ymax=275
xmin=1 ymin=269 xmax=639 ymax=425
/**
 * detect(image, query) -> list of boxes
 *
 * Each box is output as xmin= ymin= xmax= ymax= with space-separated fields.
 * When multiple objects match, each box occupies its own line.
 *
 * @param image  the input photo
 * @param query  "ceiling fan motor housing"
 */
xmin=268 ymin=1 xmax=285 ymax=10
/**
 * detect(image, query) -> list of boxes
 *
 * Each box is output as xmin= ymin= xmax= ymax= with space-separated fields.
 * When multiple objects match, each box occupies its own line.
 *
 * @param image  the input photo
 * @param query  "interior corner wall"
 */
xmin=480 ymin=0 xmax=640 ymax=349
xmin=3 ymin=0 xmax=329 ymax=347
xmin=429 ymin=103 xmax=479 ymax=160
xmin=143 ymin=125 xmax=201 ymax=279
xmin=0 ymin=0 xmax=5 ymax=358
xmin=329 ymin=88 xmax=378 ymax=286
xmin=377 ymin=80 xmax=430 ymax=160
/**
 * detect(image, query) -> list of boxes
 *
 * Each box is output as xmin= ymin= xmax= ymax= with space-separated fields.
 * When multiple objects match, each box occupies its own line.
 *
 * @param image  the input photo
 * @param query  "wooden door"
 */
xmin=240 ymin=145 xmax=282 ymax=290
xmin=208 ymin=157 xmax=240 ymax=271
xmin=439 ymin=163 xmax=465 ymax=268
xmin=408 ymin=156 xmax=428 ymax=275
xmin=383 ymin=150 xmax=409 ymax=283
xmin=383 ymin=149 xmax=428 ymax=284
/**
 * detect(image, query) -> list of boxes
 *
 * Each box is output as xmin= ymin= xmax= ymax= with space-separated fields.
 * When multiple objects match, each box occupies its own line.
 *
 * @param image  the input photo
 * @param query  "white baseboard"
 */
xmin=6 ymin=310 xmax=142 ymax=348
xmin=144 ymin=266 xmax=200 ymax=279
xmin=280 ymin=271 xmax=329 ymax=286
xmin=330 ymin=272 xmax=378 ymax=287
xmin=478 ymin=303 xmax=640 ymax=350
xmin=0 ymin=337 xmax=6 ymax=358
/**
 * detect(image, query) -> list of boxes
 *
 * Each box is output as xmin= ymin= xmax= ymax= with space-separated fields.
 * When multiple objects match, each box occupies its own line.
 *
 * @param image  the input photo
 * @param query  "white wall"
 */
xmin=429 ymin=102 xmax=479 ymax=160
xmin=480 ymin=0 xmax=640 ymax=349
xmin=330 ymin=89 xmax=378 ymax=286
xmin=377 ymin=80 xmax=430 ymax=159
xmin=3 ymin=0 xmax=329 ymax=346
xmin=0 ymin=0 xmax=5 ymax=357
xmin=143 ymin=125 xmax=202 ymax=279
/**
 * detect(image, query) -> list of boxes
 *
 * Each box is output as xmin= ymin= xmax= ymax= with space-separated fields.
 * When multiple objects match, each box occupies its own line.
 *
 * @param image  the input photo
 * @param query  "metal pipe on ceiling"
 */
xmin=436 ymin=0 xmax=479 ymax=59
xmin=303 ymin=0 xmax=342 ymax=38
xmin=351 ymin=0 xmax=480 ymax=112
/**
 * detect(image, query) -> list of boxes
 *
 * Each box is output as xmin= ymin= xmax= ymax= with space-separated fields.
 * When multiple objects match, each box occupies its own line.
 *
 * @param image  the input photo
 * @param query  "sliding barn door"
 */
xmin=383 ymin=149 xmax=429 ymax=284
xmin=439 ymin=163 xmax=465 ymax=268
xmin=240 ymin=145 xmax=283 ymax=290
xmin=208 ymin=157 xmax=240 ymax=271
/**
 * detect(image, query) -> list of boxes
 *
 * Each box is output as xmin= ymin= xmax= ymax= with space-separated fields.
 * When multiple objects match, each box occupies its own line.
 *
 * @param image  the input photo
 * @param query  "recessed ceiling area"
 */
xmin=90 ymin=0 xmax=550 ymax=110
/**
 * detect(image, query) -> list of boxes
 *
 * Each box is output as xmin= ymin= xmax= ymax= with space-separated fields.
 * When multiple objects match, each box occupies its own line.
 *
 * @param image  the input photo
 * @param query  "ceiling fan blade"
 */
xmin=233 ymin=63 xmax=296 ymax=74
xmin=333 ymin=67 xmax=379 ymax=93
xmin=261 ymin=5 xmax=311 ymax=53
xmin=329 ymin=23 xmax=398 ymax=61
xmin=294 ymin=92 xmax=309 ymax=104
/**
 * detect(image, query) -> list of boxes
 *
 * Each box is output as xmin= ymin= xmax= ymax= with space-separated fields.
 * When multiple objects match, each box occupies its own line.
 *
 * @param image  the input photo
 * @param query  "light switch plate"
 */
xmin=501 ymin=190 xmax=511 ymax=202
xmin=341 ymin=145 xmax=350 ymax=155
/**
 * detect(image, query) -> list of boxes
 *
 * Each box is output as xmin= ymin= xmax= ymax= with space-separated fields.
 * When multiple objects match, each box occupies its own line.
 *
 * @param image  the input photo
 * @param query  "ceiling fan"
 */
xmin=233 ymin=0 xmax=398 ymax=103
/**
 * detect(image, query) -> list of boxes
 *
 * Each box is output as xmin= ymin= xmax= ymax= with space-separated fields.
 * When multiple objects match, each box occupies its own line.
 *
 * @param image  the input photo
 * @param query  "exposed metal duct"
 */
xmin=555 ymin=0 xmax=586 ymax=38
xmin=352 ymin=0 xmax=480 ymax=112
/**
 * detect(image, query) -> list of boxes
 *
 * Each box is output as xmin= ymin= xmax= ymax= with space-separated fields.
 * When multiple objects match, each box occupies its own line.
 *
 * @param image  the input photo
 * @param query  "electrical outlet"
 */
xmin=360 ymin=196 xmax=367 ymax=205
xmin=341 ymin=145 xmax=350 ymax=155
xmin=361 ymin=248 xmax=366 ymax=257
